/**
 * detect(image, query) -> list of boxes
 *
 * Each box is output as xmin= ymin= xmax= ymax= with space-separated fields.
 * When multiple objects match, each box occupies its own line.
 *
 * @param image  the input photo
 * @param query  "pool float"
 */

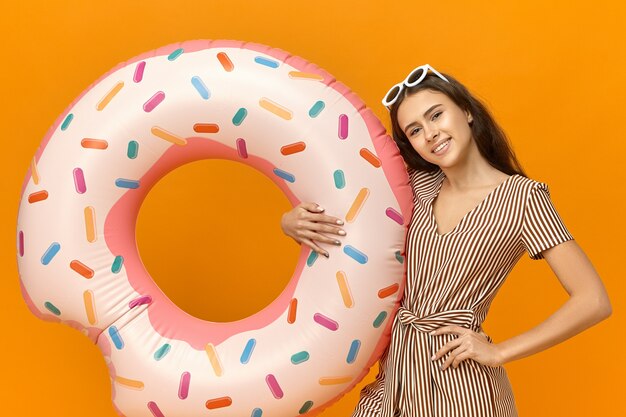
xmin=17 ymin=39 xmax=413 ymax=416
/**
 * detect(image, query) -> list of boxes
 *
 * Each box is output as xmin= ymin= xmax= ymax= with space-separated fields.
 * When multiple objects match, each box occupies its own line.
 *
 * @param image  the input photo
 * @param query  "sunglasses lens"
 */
xmin=406 ymin=67 xmax=427 ymax=85
xmin=384 ymin=84 xmax=402 ymax=106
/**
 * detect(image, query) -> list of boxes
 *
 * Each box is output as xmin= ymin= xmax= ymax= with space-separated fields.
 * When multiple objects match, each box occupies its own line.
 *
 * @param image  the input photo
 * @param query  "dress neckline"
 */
xmin=430 ymin=171 xmax=517 ymax=237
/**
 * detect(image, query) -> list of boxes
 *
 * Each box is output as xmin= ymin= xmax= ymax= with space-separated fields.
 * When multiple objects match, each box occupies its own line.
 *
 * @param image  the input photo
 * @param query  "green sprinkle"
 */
xmin=61 ymin=113 xmax=74 ymax=131
xmin=44 ymin=301 xmax=61 ymax=316
xmin=154 ymin=343 xmax=171 ymax=360
xmin=373 ymin=311 xmax=387 ymax=328
xmin=168 ymin=48 xmax=184 ymax=61
xmin=299 ymin=401 xmax=314 ymax=414
xmin=111 ymin=255 xmax=124 ymax=273
xmin=291 ymin=351 xmax=310 ymax=364
xmin=127 ymin=141 xmax=139 ymax=159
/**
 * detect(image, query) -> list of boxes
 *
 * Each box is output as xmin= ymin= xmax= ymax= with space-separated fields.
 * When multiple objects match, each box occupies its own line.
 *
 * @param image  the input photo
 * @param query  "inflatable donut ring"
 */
xmin=17 ymin=40 xmax=413 ymax=417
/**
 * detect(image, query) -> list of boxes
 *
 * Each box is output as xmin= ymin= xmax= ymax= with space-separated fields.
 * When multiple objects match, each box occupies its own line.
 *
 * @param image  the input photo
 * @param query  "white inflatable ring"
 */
xmin=17 ymin=39 xmax=413 ymax=416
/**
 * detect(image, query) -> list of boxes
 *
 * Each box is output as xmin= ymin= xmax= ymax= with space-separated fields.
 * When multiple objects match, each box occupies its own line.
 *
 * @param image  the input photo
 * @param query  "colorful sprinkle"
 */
xmin=143 ymin=91 xmax=165 ymax=112
xmin=360 ymin=148 xmax=382 ymax=167
xmin=147 ymin=401 xmax=164 ymax=417
xmin=178 ymin=372 xmax=191 ymax=399
xmin=168 ymin=48 xmax=184 ymax=61
xmin=299 ymin=401 xmax=314 ymax=414
xmin=232 ymin=108 xmax=248 ymax=126
xmin=41 ymin=242 xmax=60 ymax=265
xmin=84 ymin=290 xmax=97 ymax=325
xmin=385 ymin=207 xmax=403 ymax=225
xmin=115 ymin=376 xmax=144 ymax=390
xmin=291 ymin=351 xmax=310 ymax=364
xmin=240 ymin=339 xmax=256 ymax=364
xmin=288 ymin=71 xmax=324 ymax=81
xmin=84 ymin=206 xmax=96 ymax=242
xmin=151 ymin=126 xmax=187 ymax=145
xmin=18 ymin=230 xmax=24 ymax=257
xmin=191 ymin=76 xmax=210 ymax=99
xmin=395 ymin=250 xmax=404 ymax=264
xmin=154 ymin=344 xmax=171 ymax=361
xmin=217 ymin=52 xmax=234 ymax=72
xmin=336 ymin=271 xmax=354 ymax=308
xmin=115 ymin=178 xmax=140 ymax=189
xmin=343 ymin=245 xmax=368 ymax=264
xmin=193 ymin=123 xmax=219 ymax=133
xmin=81 ymin=138 xmax=108 ymax=149
xmin=265 ymin=374 xmax=283 ymax=399
xmin=287 ymin=298 xmax=297 ymax=324
xmin=73 ymin=168 xmax=86 ymax=194
xmin=112 ymin=255 xmax=124 ymax=273
xmin=338 ymin=114 xmax=349 ymax=139
xmin=236 ymin=138 xmax=248 ymax=158
xmin=127 ymin=140 xmax=139 ymax=159
xmin=306 ymin=250 xmax=318 ymax=266
xmin=314 ymin=313 xmax=339 ymax=331
xmin=28 ymin=190 xmax=48 ymax=203
xmin=129 ymin=295 xmax=152 ymax=309
xmin=346 ymin=188 xmax=369 ymax=223
xmin=206 ymin=397 xmax=232 ymax=409
xmin=373 ymin=311 xmax=388 ymax=328
xmin=61 ymin=113 xmax=73 ymax=131
xmin=205 ymin=343 xmax=223 ymax=376
xmin=109 ymin=326 xmax=124 ymax=349
xmin=319 ymin=376 xmax=352 ymax=385
xmin=273 ymin=168 xmax=295 ymax=183
xmin=44 ymin=301 xmax=61 ymax=316
xmin=251 ymin=408 xmax=263 ymax=417
xmin=280 ymin=141 xmax=306 ymax=155
xmin=254 ymin=56 xmax=279 ymax=68
xmin=309 ymin=101 xmax=325 ymax=118
xmin=333 ymin=170 xmax=345 ymax=189
xmin=70 ymin=259 xmax=94 ymax=278
xmin=260 ymin=98 xmax=293 ymax=120
xmin=97 ymin=81 xmax=124 ymax=111
xmin=133 ymin=61 xmax=146 ymax=83
xmin=31 ymin=157 xmax=39 ymax=185
xmin=378 ymin=283 xmax=400 ymax=298
xmin=346 ymin=340 xmax=361 ymax=364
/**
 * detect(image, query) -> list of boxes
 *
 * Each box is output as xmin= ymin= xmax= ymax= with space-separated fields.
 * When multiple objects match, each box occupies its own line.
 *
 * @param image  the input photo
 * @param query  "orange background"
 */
xmin=1 ymin=0 xmax=624 ymax=416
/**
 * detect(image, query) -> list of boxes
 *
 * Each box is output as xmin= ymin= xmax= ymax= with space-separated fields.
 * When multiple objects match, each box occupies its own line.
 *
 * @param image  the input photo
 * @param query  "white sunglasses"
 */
xmin=381 ymin=64 xmax=450 ymax=109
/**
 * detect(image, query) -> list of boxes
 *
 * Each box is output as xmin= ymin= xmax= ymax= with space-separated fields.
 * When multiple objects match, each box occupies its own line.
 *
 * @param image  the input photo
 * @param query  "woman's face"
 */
xmin=396 ymin=89 xmax=474 ymax=169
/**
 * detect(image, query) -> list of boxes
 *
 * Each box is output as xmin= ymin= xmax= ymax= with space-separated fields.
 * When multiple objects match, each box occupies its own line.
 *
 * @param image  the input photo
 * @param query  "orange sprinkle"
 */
xmin=114 ymin=376 xmax=144 ymax=390
xmin=288 ymin=71 xmax=324 ymax=81
xmin=151 ymin=126 xmax=187 ymax=146
xmin=31 ymin=157 xmax=40 ymax=185
xmin=193 ymin=123 xmax=220 ymax=133
xmin=287 ymin=298 xmax=298 ymax=324
xmin=70 ymin=260 xmax=94 ymax=279
xmin=206 ymin=397 xmax=232 ymax=410
xmin=346 ymin=188 xmax=370 ymax=223
xmin=319 ymin=376 xmax=352 ymax=385
xmin=81 ymin=138 xmax=109 ymax=150
xmin=205 ymin=343 xmax=223 ymax=376
xmin=359 ymin=148 xmax=381 ymax=168
xmin=259 ymin=98 xmax=293 ymax=120
xmin=84 ymin=290 xmax=97 ymax=325
xmin=378 ymin=283 xmax=400 ymax=299
xmin=84 ymin=206 xmax=96 ymax=243
xmin=280 ymin=142 xmax=306 ymax=155
xmin=336 ymin=271 xmax=354 ymax=308
xmin=28 ymin=190 xmax=48 ymax=203
xmin=217 ymin=52 xmax=234 ymax=72
xmin=97 ymin=81 xmax=124 ymax=111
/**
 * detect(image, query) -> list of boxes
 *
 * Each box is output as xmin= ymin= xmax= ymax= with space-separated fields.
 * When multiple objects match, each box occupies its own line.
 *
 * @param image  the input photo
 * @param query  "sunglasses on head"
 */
xmin=382 ymin=64 xmax=450 ymax=109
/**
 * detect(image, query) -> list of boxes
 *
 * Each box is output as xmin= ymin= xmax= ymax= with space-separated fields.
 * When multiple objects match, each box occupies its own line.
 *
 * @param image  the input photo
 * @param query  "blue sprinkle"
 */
xmin=309 ymin=101 xmax=325 ymax=118
xmin=254 ymin=56 xmax=279 ymax=68
xmin=109 ymin=326 xmax=124 ymax=349
xmin=154 ymin=343 xmax=171 ymax=361
xmin=333 ymin=170 xmax=345 ymax=189
xmin=291 ymin=351 xmax=310 ymax=364
xmin=347 ymin=339 xmax=361 ymax=364
xmin=395 ymin=250 xmax=404 ymax=264
xmin=41 ymin=242 xmax=61 ymax=265
xmin=240 ymin=339 xmax=256 ymax=364
xmin=168 ymin=48 xmax=184 ymax=61
xmin=251 ymin=408 xmax=263 ymax=417
xmin=115 ymin=178 xmax=140 ymax=189
xmin=232 ymin=108 xmax=248 ymax=126
xmin=306 ymin=250 xmax=318 ymax=267
xmin=44 ymin=301 xmax=61 ymax=316
xmin=373 ymin=311 xmax=388 ymax=328
xmin=343 ymin=245 xmax=368 ymax=264
xmin=273 ymin=168 xmax=295 ymax=183
xmin=191 ymin=76 xmax=210 ymax=100
xmin=61 ymin=113 xmax=73 ymax=131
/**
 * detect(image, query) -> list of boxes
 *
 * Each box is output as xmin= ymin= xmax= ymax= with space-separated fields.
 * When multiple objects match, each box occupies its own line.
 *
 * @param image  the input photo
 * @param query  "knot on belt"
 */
xmin=396 ymin=307 xmax=475 ymax=333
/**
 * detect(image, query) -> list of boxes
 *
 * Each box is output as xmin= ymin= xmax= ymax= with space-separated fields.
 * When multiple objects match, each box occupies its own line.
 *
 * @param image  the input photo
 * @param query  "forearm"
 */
xmin=496 ymin=294 xmax=611 ymax=364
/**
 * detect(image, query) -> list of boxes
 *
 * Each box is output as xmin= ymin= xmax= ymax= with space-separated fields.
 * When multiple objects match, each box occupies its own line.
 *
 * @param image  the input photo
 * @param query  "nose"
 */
xmin=423 ymin=124 xmax=439 ymax=142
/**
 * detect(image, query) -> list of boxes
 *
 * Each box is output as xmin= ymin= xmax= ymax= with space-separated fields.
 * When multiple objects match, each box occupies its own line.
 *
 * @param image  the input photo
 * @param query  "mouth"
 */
xmin=431 ymin=138 xmax=451 ymax=154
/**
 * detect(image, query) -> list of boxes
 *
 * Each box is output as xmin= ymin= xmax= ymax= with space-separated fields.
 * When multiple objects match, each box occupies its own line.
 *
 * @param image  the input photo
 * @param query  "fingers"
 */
xmin=297 ymin=227 xmax=342 ymax=247
xmin=431 ymin=338 xmax=462 ymax=362
xmin=300 ymin=238 xmax=329 ymax=258
xmin=440 ymin=345 xmax=466 ymax=370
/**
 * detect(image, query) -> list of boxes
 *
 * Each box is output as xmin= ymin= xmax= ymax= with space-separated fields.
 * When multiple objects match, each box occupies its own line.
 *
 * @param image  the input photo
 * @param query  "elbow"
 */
xmin=592 ymin=293 xmax=612 ymax=322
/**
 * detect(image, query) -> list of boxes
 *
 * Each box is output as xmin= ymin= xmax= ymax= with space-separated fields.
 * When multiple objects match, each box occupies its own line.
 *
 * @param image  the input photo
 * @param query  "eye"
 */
xmin=408 ymin=126 xmax=421 ymax=137
xmin=432 ymin=111 xmax=442 ymax=120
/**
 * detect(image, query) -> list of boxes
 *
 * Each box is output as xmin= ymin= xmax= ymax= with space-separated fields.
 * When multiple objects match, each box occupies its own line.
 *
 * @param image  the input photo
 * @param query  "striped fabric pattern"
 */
xmin=351 ymin=168 xmax=573 ymax=417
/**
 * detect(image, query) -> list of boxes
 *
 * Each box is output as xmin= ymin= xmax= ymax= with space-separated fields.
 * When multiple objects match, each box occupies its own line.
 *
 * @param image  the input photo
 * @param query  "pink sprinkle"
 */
xmin=236 ymin=138 xmax=248 ymax=158
xmin=134 ymin=61 xmax=146 ymax=83
xmin=18 ymin=230 xmax=24 ymax=257
xmin=143 ymin=91 xmax=165 ymax=112
xmin=178 ymin=372 xmax=190 ymax=399
xmin=129 ymin=295 xmax=152 ymax=309
xmin=314 ymin=313 xmax=339 ymax=331
xmin=385 ymin=207 xmax=404 ymax=225
xmin=73 ymin=168 xmax=86 ymax=194
xmin=147 ymin=401 xmax=165 ymax=417
xmin=266 ymin=374 xmax=283 ymax=399
xmin=338 ymin=114 xmax=349 ymax=139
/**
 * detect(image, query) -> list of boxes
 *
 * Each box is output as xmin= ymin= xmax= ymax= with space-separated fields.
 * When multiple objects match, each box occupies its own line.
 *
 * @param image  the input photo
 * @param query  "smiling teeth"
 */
xmin=433 ymin=139 xmax=450 ymax=153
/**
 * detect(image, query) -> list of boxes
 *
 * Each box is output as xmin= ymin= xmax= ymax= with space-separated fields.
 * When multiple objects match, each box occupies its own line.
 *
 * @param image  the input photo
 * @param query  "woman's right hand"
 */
xmin=281 ymin=202 xmax=346 ymax=258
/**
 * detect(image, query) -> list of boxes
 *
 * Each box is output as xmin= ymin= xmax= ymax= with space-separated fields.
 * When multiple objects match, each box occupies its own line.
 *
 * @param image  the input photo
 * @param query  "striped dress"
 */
xmin=352 ymin=168 xmax=573 ymax=417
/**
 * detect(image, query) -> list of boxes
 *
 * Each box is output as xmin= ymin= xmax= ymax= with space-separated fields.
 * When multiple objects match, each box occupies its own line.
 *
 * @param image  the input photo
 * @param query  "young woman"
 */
xmin=280 ymin=65 xmax=612 ymax=416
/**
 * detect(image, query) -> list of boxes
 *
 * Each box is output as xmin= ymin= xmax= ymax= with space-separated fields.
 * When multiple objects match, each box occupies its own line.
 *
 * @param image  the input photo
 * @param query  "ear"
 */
xmin=467 ymin=112 xmax=473 ymax=124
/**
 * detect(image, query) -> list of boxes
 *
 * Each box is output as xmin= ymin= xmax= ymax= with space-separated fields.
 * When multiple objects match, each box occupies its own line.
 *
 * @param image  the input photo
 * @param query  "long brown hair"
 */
xmin=388 ymin=72 xmax=526 ymax=176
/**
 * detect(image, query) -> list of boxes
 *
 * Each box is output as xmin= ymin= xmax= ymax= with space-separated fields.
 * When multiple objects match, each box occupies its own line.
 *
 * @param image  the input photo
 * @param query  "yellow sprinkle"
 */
xmin=205 ymin=343 xmax=223 ymax=376
xmin=31 ymin=157 xmax=39 ymax=185
xmin=288 ymin=71 xmax=324 ymax=81
xmin=84 ymin=206 xmax=96 ymax=243
xmin=151 ymin=126 xmax=187 ymax=146
xmin=115 ymin=376 xmax=144 ymax=390
xmin=336 ymin=271 xmax=354 ymax=308
xmin=346 ymin=188 xmax=370 ymax=223
xmin=259 ymin=98 xmax=293 ymax=120
xmin=84 ymin=290 xmax=97 ymax=325
xmin=319 ymin=376 xmax=352 ymax=385
xmin=97 ymin=81 xmax=124 ymax=111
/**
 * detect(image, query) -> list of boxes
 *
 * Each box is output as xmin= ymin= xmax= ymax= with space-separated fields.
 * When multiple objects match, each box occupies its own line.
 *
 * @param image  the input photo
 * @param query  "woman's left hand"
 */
xmin=430 ymin=326 xmax=505 ymax=370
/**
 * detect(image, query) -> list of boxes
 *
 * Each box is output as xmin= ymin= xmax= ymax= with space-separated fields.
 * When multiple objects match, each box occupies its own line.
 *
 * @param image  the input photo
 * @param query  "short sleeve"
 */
xmin=521 ymin=182 xmax=573 ymax=260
